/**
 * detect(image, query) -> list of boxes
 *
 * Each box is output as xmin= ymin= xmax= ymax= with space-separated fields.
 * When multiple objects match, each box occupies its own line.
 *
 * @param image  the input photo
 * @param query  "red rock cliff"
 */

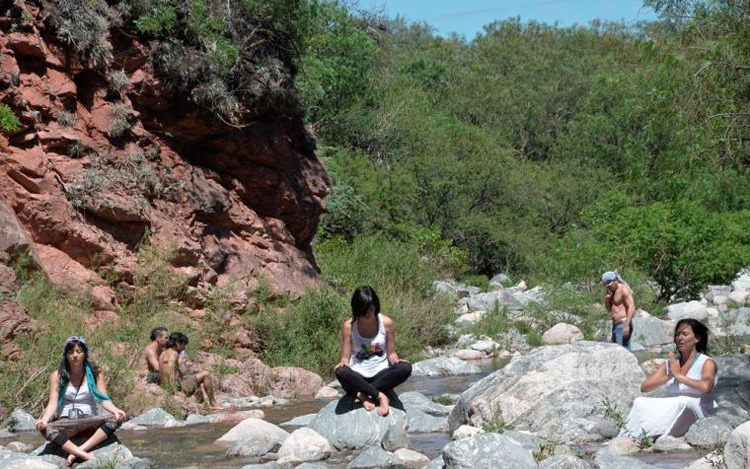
xmin=0 ymin=3 xmax=330 ymax=306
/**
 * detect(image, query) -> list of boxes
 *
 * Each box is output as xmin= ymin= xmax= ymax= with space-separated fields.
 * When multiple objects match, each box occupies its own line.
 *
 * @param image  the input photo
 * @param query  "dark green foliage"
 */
xmin=0 ymin=104 xmax=21 ymax=133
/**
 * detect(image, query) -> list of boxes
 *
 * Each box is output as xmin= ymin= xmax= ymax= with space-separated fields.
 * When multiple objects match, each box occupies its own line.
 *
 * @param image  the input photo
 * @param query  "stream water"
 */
xmin=0 ymin=356 xmax=706 ymax=468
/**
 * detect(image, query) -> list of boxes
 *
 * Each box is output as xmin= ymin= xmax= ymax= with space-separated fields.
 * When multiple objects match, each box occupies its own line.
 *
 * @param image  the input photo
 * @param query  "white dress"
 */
xmin=621 ymin=353 xmax=718 ymax=438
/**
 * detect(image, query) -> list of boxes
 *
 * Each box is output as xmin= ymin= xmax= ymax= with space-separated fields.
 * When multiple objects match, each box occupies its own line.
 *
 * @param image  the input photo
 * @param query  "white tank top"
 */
xmin=60 ymin=378 xmax=96 ymax=418
xmin=349 ymin=317 xmax=389 ymax=378
xmin=666 ymin=353 xmax=718 ymax=400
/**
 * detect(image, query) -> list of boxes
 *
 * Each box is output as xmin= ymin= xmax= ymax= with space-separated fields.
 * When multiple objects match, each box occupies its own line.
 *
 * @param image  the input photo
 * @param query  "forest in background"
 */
xmin=301 ymin=0 xmax=750 ymax=303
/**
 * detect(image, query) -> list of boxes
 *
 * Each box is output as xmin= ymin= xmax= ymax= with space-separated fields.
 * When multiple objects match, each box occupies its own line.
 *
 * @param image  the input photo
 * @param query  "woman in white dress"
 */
xmin=621 ymin=319 xmax=718 ymax=438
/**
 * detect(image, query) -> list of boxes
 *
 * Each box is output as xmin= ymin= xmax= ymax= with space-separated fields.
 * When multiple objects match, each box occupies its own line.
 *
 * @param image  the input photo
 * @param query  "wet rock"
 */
xmin=538 ymin=454 xmax=591 ymax=468
xmin=541 ymin=323 xmax=583 ymax=345
xmin=666 ymin=301 xmax=708 ymax=321
xmin=412 ymin=358 xmax=481 ymax=377
xmin=218 ymin=418 xmax=289 ymax=457
xmin=394 ymin=448 xmax=430 ymax=468
xmin=724 ymin=420 xmax=750 ymax=469
xmin=308 ymin=397 xmax=408 ymax=451
xmin=3 ymin=409 xmax=36 ymax=432
xmin=448 ymin=342 xmax=645 ymax=444
xmin=315 ymin=386 xmax=340 ymax=400
xmin=685 ymin=416 xmax=733 ymax=447
xmin=127 ymin=408 xmax=184 ymax=428
xmin=653 ymin=435 xmax=692 ymax=452
xmin=277 ymin=427 xmax=332 ymax=463
xmin=346 ymin=446 xmax=405 ymax=469
xmin=442 ymin=433 xmax=536 ymax=469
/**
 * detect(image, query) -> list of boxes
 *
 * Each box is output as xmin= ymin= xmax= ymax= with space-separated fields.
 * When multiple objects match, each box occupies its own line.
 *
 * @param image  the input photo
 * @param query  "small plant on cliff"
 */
xmin=108 ymin=69 xmax=129 ymax=96
xmin=56 ymin=110 xmax=76 ymax=128
xmin=602 ymin=397 xmax=625 ymax=430
xmin=108 ymin=102 xmax=131 ymax=137
xmin=483 ymin=413 xmax=506 ymax=433
xmin=0 ymin=104 xmax=21 ymax=133
xmin=46 ymin=0 xmax=112 ymax=67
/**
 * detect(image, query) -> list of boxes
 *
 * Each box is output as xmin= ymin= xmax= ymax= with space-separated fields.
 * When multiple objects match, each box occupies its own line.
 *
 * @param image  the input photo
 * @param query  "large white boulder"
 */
xmin=448 ymin=342 xmax=645 ymax=444
xmin=277 ymin=427 xmax=332 ymax=463
xmin=542 ymin=323 xmax=583 ymax=345
xmin=216 ymin=418 xmax=289 ymax=457
xmin=442 ymin=433 xmax=537 ymax=469
xmin=666 ymin=301 xmax=708 ymax=321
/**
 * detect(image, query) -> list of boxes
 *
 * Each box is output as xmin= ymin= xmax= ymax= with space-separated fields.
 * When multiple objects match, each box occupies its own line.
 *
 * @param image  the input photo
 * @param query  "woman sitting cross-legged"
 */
xmin=35 ymin=336 xmax=127 ymax=466
xmin=620 ymin=319 xmax=718 ymax=439
xmin=334 ymin=286 xmax=412 ymax=417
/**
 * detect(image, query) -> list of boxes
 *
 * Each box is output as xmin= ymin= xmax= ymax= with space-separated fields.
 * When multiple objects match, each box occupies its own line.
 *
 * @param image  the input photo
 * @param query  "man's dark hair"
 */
xmin=150 ymin=326 xmax=168 ymax=342
xmin=166 ymin=332 xmax=189 ymax=349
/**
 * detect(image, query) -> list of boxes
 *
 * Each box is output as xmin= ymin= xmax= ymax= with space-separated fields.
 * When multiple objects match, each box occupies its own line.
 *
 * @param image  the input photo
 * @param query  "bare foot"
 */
xmin=377 ymin=392 xmax=390 ymax=417
xmin=66 ymin=454 xmax=76 ymax=467
xmin=357 ymin=392 xmax=376 ymax=411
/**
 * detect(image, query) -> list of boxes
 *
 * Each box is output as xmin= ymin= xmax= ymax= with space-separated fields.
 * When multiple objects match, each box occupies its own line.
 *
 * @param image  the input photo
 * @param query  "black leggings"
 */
xmin=335 ymin=362 xmax=412 ymax=401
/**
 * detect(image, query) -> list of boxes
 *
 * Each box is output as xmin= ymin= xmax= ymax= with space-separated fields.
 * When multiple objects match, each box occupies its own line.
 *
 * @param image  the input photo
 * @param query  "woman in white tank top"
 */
xmin=335 ymin=286 xmax=412 ymax=416
xmin=621 ymin=319 xmax=718 ymax=439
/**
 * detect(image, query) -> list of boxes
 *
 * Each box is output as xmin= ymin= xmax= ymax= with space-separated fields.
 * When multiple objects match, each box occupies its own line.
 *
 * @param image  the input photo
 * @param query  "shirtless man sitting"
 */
xmin=602 ymin=271 xmax=636 ymax=351
xmin=159 ymin=332 xmax=220 ymax=409
xmin=144 ymin=326 xmax=169 ymax=384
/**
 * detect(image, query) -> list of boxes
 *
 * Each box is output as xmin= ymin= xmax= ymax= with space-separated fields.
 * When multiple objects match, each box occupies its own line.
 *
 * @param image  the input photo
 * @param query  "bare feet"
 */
xmin=357 ymin=392 xmax=376 ymax=411
xmin=377 ymin=392 xmax=390 ymax=417
xmin=66 ymin=453 xmax=94 ymax=467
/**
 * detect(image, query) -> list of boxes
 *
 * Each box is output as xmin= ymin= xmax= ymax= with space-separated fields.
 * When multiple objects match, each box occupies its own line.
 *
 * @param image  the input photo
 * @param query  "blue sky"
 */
xmin=357 ymin=0 xmax=657 ymax=39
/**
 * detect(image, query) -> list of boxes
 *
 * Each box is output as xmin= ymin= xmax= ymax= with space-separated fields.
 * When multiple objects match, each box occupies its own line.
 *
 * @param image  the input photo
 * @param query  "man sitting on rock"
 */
xmin=602 ymin=271 xmax=635 ymax=351
xmin=159 ymin=332 xmax=220 ymax=409
xmin=144 ymin=326 xmax=168 ymax=384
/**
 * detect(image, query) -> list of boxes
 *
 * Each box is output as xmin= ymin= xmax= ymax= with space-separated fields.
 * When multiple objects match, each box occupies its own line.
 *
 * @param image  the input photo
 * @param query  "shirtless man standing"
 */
xmin=160 ymin=332 xmax=220 ymax=409
xmin=602 ymin=271 xmax=635 ymax=351
xmin=144 ymin=326 xmax=169 ymax=383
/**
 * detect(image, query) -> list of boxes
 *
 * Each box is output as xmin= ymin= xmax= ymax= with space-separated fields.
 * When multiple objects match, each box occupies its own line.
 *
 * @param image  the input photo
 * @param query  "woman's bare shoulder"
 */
xmin=380 ymin=315 xmax=394 ymax=326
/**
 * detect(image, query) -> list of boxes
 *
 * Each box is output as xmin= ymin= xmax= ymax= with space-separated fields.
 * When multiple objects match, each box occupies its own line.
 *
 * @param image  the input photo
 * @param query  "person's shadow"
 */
xmin=334 ymin=391 xmax=405 ymax=415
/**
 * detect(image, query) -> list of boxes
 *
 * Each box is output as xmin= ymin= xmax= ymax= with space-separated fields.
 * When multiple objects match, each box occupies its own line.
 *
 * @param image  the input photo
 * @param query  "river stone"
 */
xmin=401 ymin=392 xmax=450 ymax=433
xmin=453 ymin=349 xmax=485 ymax=360
xmin=401 ymin=392 xmax=451 ymax=417
xmin=0 ymin=449 xmax=30 ymax=465
xmin=452 ymin=425 xmax=483 ymax=440
xmin=297 ymin=464 xmax=329 ymax=469
xmin=281 ymin=414 xmax=317 ymax=427
xmin=4 ymin=459 xmax=58 ymax=468
xmin=185 ymin=414 xmax=212 ymax=425
xmin=277 ymin=428 xmax=332 ymax=463
xmin=442 ymin=433 xmax=536 ymax=469
xmin=542 ymin=323 xmax=583 ymax=345
xmin=128 ymin=408 xmax=184 ymax=427
xmin=77 ymin=443 xmax=151 ymax=469
xmin=412 ymin=358 xmax=481 ymax=377
xmin=728 ymin=289 xmax=749 ymax=305
xmin=724 ymin=420 xmax=750 ymax=469
xmin=666 ymin=301 xmax=708 ymax=321
xmin=631 ymin=316 xmax=675 ymax=347
xmin=538 ymin=455 xmax=591 ymax=469
xmin=218 ymin=418 xmax=289 ymax=457
xmin=593 ymin=451 xmax=653 ymax=469
xmin=504 ymin=430 xmax=541 ymax=455
xmin=469 ymin=340 xmax=496 ymax=354
xmin=3 ymin=409 xmax=36 ymax=432
xmin=653 ymin=435 xmax=692 ymax=452
xmin=346 ymin=446 xmax=405 ymax=469
xmin=448 ymin=341 xmax=645 ymax=444
xmin=684 ymin=416 xmax=733 ymax=447
xmin=307 ymin=397 xmax=408 ymax=451
xmin=241 ymin=463 xmax=280 ymax=469
xmin=394 ymin=448 xmax=430 ymax=468
xmin=5 ymin=442 xmax=33 ymax=453
xmin=315 ymin=386 xmax=340 ymax=400
xmin=427 ymin=456 xmax=444 ymax=469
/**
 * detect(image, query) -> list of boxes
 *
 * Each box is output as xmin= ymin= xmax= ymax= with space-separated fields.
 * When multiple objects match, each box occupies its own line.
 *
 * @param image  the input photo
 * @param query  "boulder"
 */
xmin=448 ymin=342 xmax=645 ymax=444
xmin=126 ymin=408 xmax=184 ymax=428
xmin=713 ymin=356 xmax=750 ymax=427
xmin=631 ymin=316 xmax=675 ymax=348
xmin=454 ymin=311 xmax=486 ymax=327
xmin=0 ymin=449 xmax=32 ymax=466
xmin=728 ymin=290 xmax=749 ymax=305
xmin=0 ymin=303 xmax=37 ymax=360
xmin=412 ymin=358 xmax=481 ymax=377
xmin=684 ymin=416 xmax=733 ymax=447
xmin=469 ymin=340 xmax=497 ymax=354
xmin=433 ymin=281 xmax=458 ymax=298
xmin=466 ymin=291 xmax=522 ymax=312
xmin=281 ymin=414 xmax=317 ymax=427
xmin=3 ymin=409 xmax=36 ymax=432
xmin=724 ymin=420 xmax=750 ymax=469
xmin=718 ymin=308 xmax=750 ymax=336
xmin=538 ymin=455 xmax=591 ymax=469
xmin=77 ymin=443 xmax=152 ymax=468
xmin=504 ymin=430 xmax=541 ymax=456
xmin=427 ymin=456 xmax=444 ymax=469
xmin=307 ymin=397 xmax=408 ymax=451
xmin=489 ymin=274 xmax=511 ymax=287
xmin=217 ymin=418 xmax=289 ymax=457
xmin=0 ymin=201 xmax=30 ymax=255
xmin=541 ymin=323 xmax=583 ymax=345
xmin=706 ymin=286 xmax=733 ymax=303
xmin=347 ymin=446 xmax=405 ymax=469
xmin=514 ymin=286 xmax=546 ymax=307
xmin=653 ymin=435 xmax=692 ymax=452
xmin=731 ymin=273 xmax=750 ymax=293
xmin=277 ymin=427 xmax=332 ymax=463
xmin=5 ymin=442 xmax=33 ymax=454
xmin=400 ymin=392 xmax=450 ymax=433
xmin=453 ymin=349 xmax=485 ymax=360
xmin=640 ymin=358 xmax=665 ymax=376
xmin=315 ymin=386 xmax=340 ymax=400
xmin=593 ymin=451 xmax=652 ymax=469
xmin=666 ymin=301 xmax=708 ymax=322
xmin=442 ymin=433 xmax=537 ymax=469
xmin=394 ymin=448 xmax=430 ymax=469
xmin=5 ymin=459 xmax=58 ymax=468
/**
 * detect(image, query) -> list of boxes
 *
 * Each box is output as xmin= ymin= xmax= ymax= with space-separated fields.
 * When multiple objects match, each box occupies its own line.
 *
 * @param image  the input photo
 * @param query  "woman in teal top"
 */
xmin=35 ymin=336 xmax=127 ymax=466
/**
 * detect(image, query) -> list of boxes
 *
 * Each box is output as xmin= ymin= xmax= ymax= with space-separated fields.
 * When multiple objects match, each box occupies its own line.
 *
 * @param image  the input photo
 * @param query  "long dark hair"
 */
xmin=58 ymin=336 xmax=99 ymax=388
xmin=674 ymin=318 xmax=710 ymax=354
xmin=166 ymin=332 xmax=188 ymax=349
xmin=351 ymin=286 xmax=380 ymax=321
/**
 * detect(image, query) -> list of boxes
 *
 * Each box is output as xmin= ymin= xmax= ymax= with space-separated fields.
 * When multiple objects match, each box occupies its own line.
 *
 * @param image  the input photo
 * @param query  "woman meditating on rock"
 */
xmin=335 ymin=286 xmax=412 ymax=416
xmin=621 ymin=319 xmax=717 ymax=439
xmin=35 ymin=336 xmax=127 ymax=466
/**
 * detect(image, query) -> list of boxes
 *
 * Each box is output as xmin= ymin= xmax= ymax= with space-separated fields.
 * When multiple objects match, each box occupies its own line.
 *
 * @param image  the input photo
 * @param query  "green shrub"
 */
xmin=108 ymin=103 xmax=131 ymax=137
xmin=109 ymin=70 xmax=129 ymax=96
xmin=47 ymin=0 xmax=112 ymax=66
xmin=0 ymin=104 xmax=21 ymax=133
